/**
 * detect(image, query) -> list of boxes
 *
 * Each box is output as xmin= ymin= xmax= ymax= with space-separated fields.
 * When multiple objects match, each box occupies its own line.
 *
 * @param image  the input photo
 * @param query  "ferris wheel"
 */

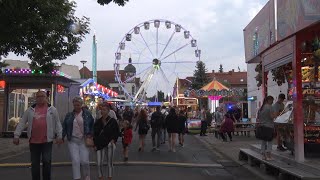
xmin=114 ymin=19 xmax=201 ymax=102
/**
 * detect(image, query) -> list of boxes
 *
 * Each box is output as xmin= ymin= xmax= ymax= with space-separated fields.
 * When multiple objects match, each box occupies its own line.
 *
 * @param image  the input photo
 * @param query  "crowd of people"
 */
xmin=15 ymin=89 xmax=287 ymax=179
xmin=12 ymin=91 xmax=192 ymax=180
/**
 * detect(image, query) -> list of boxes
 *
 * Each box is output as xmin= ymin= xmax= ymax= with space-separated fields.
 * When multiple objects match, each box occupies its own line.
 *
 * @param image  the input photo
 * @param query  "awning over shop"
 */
xmin=79 ymin=78 xmax=118 ymax=99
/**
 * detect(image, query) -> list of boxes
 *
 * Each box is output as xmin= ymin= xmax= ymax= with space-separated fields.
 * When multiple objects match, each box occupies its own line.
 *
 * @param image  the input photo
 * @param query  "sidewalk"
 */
xmin=0 ymin=137 xmax=29 ymax=161
xmin=194 ymin=133 xmax=260 ymax=163
xmin=194 ymin=133 xmax=278 ymax=180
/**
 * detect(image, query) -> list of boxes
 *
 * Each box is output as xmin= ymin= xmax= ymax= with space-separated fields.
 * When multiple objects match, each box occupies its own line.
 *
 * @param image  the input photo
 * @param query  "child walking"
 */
xmin=121 ymin=120 xmax=133 ymax=162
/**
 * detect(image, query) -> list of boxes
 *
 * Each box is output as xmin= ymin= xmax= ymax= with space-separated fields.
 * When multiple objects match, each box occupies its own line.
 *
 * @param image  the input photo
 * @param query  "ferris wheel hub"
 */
xmin=152 ymin=59 xmax=161 ymax=70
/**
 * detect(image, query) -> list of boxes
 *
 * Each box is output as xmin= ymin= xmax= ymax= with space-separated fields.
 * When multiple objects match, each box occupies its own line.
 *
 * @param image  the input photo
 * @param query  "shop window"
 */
xmin=7 ymin=89 xmax=40 ymax=131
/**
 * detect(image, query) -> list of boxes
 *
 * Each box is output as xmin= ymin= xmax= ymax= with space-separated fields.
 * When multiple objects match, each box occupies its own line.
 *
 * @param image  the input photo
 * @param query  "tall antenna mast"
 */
xmin=92 ymin=34 xmax=97 ymax=82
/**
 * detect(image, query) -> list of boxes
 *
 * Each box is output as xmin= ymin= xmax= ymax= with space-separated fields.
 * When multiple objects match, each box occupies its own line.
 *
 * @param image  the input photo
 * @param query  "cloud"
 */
xmin=6 ymin=0 xmax=268 ymax=74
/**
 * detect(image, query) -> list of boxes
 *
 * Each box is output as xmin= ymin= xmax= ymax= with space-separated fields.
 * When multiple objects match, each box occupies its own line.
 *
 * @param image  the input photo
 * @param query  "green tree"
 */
xmin=0 ymin=60 xmax=9 ymax=73
xmin=191 ymin=61 xmax=209 ymax=89
xmin=157 ymin=91 xmax=164 ymax=102
xmin=97 ymin=0 xmax=129 ymax=6
xmin=219 ymin=64 xmax=223 ymax=73
xmin=0 ymin=0 xmax=90 ymax=73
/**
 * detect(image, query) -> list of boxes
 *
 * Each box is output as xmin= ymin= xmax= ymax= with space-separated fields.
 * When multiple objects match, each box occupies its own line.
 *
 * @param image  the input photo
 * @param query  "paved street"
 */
xmin=0 ymin=133 xmax=263 ymax=180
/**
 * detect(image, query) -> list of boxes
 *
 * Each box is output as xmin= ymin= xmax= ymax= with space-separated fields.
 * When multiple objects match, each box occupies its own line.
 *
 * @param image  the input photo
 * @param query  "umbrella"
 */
xmin=201 ymin=79 xmax=229 ymax=91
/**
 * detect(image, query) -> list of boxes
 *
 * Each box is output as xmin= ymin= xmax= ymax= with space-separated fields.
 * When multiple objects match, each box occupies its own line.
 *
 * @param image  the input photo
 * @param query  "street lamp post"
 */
xmin=80 ymin=60 xmax=87 ymax=79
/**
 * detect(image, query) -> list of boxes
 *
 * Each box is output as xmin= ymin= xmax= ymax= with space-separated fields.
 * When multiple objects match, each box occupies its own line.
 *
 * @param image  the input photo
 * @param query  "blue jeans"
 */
xmin=29 ymin=142 xmax=53 ymax=180
xmin=160 ymin=128 xmax=166 ymax=143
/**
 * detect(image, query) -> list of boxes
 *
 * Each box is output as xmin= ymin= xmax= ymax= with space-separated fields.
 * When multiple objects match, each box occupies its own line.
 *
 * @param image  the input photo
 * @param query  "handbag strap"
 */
xmin=99 ymin=116 xmax=111 ymax=136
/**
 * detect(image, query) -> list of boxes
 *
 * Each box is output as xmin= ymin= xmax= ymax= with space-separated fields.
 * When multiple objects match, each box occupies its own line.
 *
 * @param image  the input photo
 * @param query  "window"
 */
xmin=7 ymin=89 xmax=39 ymax=131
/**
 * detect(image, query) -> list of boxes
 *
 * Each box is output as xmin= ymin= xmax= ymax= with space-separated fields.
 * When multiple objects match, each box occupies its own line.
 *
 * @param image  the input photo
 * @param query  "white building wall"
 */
xmin=59 ymin=63 xmax=81 ymax=79
xmin=247 ymin=63 xmax=263 ymax=122
xmin=3 ymin=59 xmax=30 ymax=69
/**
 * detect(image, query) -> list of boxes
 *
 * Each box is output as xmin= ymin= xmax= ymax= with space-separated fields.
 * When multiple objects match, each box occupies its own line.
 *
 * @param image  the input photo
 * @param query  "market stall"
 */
xmin=0 ymin=68 xmax=80 ymax=135
xmin=275 ymin=100 xmax=320 ymax=156
xmin=79 ymin=78 xmax=118 ymax=117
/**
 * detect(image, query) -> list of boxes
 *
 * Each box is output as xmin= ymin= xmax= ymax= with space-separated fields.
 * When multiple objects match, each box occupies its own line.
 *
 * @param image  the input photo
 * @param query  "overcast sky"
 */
xmin=7 ymin=0 xmax=268 ymax=73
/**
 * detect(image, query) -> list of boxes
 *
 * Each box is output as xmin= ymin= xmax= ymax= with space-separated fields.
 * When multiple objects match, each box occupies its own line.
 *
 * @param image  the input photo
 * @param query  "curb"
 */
xmin=0 ymin=161 xmax=224 ymax=168
xmin=195 ymin=135 xmax=244 ymax=165
xmin=194 ymin=135 xmax=276 ymax=180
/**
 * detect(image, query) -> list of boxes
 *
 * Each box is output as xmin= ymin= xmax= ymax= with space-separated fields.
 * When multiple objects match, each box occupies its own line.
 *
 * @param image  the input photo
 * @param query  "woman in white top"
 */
xmin=62 ymin=97 xmax=94 ymax=180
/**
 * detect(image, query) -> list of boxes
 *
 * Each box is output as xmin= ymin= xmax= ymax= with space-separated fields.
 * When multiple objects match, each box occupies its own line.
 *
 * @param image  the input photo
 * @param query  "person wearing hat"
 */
xmin=272 ymin=93 xmax=286 ymax=151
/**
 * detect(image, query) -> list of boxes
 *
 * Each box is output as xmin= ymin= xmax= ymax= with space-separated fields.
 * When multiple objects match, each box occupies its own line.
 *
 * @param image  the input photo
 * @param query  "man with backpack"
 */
xmin=151 ymin=106 xmax=163 ymax=151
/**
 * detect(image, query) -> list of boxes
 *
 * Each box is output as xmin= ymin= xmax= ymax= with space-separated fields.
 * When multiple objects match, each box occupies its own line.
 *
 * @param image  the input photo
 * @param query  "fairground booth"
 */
xmin=79 ymin=78 xmax=118 ymax=115
xmin=0 ymin=68 xmax=80 ymax=136
xmin=244 ymin=0 xmax=320 ymax=161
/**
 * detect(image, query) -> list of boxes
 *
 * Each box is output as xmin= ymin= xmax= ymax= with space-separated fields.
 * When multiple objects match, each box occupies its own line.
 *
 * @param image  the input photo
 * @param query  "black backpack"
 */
xmin=139 ymin=120 xmax=150 ymax=133
xmin=151 ymin=111 xmax=163 ymax=128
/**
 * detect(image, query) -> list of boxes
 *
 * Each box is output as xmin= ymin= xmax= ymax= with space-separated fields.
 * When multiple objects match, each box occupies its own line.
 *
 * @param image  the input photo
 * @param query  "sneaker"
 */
xmin=124 ymin=157 xmax=128 ymax=162
xmin=172 ymin=149 xmax=176 ymax=152
xmin=277 ymin=146 xmax=287 ymax=151
xmin=151 ymin=147 xmax=156 ymax=152
xmin=138 ymin=148 xmax=142 ymax=152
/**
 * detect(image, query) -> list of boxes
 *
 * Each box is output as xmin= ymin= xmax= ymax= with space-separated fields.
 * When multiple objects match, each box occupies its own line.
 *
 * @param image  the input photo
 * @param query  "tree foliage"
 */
xmin=0 ymin=60 xmax=9 ymax=73
xmin=97 ymin=0 xmax=129 ymax=6
xmin=191 ymin=61 xmax=209 ymax=90
xmin=147 ymin=91 xmax=165 ymax=102
xmin=0 ymin=0 xmax=90 ymax=73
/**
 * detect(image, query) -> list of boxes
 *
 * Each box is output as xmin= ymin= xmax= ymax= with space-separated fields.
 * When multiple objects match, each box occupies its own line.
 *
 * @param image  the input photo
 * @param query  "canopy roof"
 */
xmin=201 ymin=79 xmax=229 ymax=91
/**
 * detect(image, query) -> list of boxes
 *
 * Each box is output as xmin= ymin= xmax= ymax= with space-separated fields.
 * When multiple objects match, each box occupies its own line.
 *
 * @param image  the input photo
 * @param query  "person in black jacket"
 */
xmin=165 ymin=108 xmax=179 ymax=152
xmin=93 ymin=102 xmax=119 ymax=180
xmin=150 ymin=106 xmax=163 ymax=151
xmin=177 ymin=110 xmax=187 ymax=147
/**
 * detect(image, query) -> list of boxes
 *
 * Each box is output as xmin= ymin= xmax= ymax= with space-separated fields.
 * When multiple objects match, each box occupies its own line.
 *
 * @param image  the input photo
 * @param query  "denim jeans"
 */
xmin=160 ymin=128 xmax=166 ymax=143
xmin=261 ymin=140 xmax=272 ymax=154
xmin=29 ymin=142 xmax=53 ymax=180
xmin=151 ymin=128 xmax=161 ymax=148
xmin=96 ymin=142 xmax=116 ymax=178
